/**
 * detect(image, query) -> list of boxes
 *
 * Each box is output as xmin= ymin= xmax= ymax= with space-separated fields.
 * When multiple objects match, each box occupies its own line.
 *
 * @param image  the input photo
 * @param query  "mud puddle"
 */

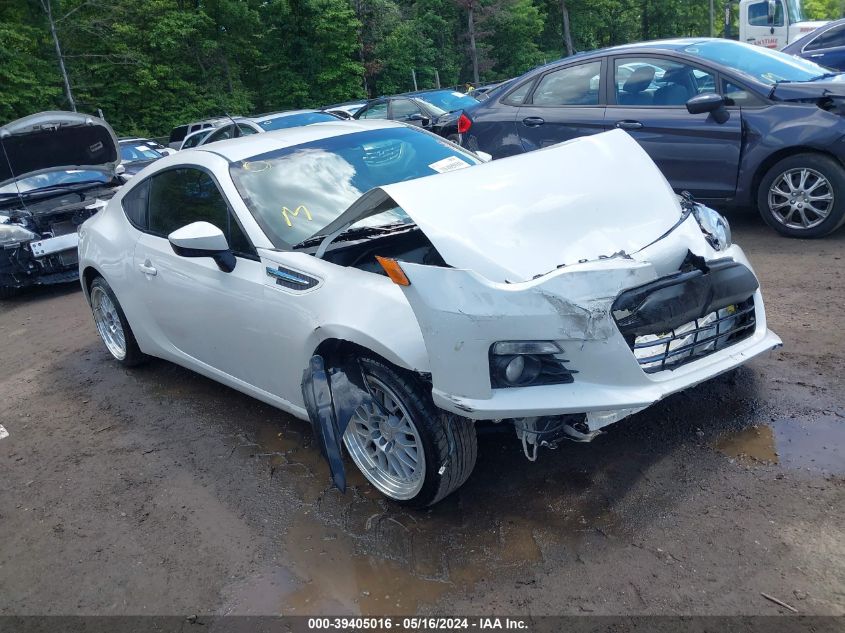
xmin=220 ymin=417 xmax=631 ymax=615
xmin=715 ymin=415 xmax=844 ymax=474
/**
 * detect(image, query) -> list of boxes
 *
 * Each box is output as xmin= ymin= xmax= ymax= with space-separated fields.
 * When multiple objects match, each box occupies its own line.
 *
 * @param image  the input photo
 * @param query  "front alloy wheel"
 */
xmin=341 ymin=357 xmax=477 ymax=507
xmin=758 ymin=153 xmax=845 ymax=238
xmin=767 ymin=167 xmax=832 ymax=231
xmin=344 ymin=376 xmax=426 ymax=500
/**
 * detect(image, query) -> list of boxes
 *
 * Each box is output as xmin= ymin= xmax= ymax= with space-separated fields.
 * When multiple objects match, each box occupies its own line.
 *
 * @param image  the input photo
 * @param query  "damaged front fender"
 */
xmin=396 ymin=256 xmax=658 ymax=404
xmin=300 ymin=354 xmax=384 ymax=492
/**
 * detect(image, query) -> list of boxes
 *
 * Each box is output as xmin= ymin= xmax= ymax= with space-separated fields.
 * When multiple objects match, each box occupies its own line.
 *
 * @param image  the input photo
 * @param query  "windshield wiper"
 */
xmin=293 ymin=222 xmax=413 ymax=250
xmin=4 ymin=180 xmax=110 ymax=199
xmin=809 ymin=72 xmax=841 ymax=82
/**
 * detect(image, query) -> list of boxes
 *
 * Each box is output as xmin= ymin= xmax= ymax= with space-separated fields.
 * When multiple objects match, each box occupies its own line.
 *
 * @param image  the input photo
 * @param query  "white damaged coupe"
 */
xmin=79 ymin=120 xmax=782 ymax=506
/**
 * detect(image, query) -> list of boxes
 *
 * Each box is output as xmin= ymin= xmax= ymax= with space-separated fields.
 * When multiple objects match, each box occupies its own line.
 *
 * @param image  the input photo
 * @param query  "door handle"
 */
xmin=522 ymin=117 xmax=545 ymax=127
xmin=615 ymin=120 xmax=643 ymax=130
xmin=138 ymin=261 xmax=157 ymax=276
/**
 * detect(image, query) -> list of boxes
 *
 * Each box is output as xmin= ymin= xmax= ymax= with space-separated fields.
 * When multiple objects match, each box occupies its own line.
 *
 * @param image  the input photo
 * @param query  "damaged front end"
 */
xmin=300 ymin=129 xmax=781 ymax=488
xmin=0 ymin=111 xmax=121 ymax=294
xmin=1 ymin=195 xmax=111 ymax=291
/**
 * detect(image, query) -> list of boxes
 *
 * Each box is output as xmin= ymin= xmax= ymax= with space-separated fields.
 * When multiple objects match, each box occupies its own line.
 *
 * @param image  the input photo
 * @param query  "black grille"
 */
xmin=630 ymin=298 xmax=756 ymax=373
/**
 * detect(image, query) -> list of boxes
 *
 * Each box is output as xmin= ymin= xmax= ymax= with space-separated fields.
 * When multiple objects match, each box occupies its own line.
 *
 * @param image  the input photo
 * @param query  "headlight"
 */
xmin=693 ymin=204 xmax=731 ymax=251
xmin=489 ymin=341 xmax=577 ymax=388
xmin=0 ymin=222 xmax=38 ymax=246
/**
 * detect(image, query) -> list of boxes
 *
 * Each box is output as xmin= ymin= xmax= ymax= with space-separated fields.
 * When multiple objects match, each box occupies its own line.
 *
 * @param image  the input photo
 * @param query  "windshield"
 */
xmin=120 ymin=143 xmax=163 ymax=163
xmin=414 ymin=91 xmax=478 ymax=113
xmin=229 ymin=127 xmax=480 ymax=249
xmin=0 ymin=169 xmax=111 ymax=195
xmin=787 ymin=0 xmax=805 ymax=22
xmin=257 ymin=112 xmax=339 ymax=131
xmin=683 ymin=40 xmax=837 ymax=84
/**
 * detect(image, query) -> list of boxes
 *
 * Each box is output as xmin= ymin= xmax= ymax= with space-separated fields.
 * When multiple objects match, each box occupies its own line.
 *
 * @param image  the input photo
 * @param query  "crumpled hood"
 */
xmin=330 ymin=129 xmax=684 ymax=282
xmin=770 ymin=75 xmax=845 ymax=101
xmin=0 ymin=111 xmax=120 ymax=188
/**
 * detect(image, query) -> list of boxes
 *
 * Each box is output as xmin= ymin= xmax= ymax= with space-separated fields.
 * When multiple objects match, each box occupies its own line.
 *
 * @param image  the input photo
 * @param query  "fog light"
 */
xmin=494 ymin=354 xmax=542 ymax=387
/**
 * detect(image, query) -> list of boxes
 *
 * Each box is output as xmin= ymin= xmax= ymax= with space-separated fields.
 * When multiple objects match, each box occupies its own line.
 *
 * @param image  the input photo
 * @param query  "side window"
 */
xmin=205 ymin=125 xmax=234 ymax=144
xmin=238 ymin=124 xmax=258 ymax=136
xmin=147 ymin=168 xmax=254 ymax=258
xmin=722 ymin=79 xmax=766 ymax=106
xmin=360 ymin=103 xmax=389 ymax=119
xmin=391 ymin=99 xmax=423 ymax=120
xmin=182 ymin=133 xmax=203 ymax=149
xmin=748 ymin=0 xmax=784 ymax=26
xmin=615 ymin=58 xmax=716 ymax=106
xmin=502 ymin=80 xmax=534 ymax=105
xmin=805 ymin=26 xmax=845 ymax=51
xmin=121 ymin=178 xmax=150 ymax=229
xmin=531 ymin=61 xmax=602 ymax=106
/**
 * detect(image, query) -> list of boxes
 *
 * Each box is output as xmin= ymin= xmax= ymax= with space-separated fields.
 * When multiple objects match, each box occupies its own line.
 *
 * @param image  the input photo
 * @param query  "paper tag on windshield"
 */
xmin=136 ymin=145 xmax=150 ymax=151
xmin=429 ymin=156 xmax=471 ymax=173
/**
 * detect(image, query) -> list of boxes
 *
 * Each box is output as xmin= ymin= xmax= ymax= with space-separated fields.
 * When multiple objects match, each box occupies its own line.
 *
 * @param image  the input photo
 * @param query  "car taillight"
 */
xmin=457 ymin=113 xmax=471 ymax=134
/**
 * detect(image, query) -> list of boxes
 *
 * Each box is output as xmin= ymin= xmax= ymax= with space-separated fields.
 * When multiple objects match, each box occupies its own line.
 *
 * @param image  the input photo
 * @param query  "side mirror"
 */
xmin=406 ymin=113 xmax=431 ymax=126
xmin=475 ymin=151 xmax=493 ymax=163
xmin=686 ymin=93 xmax=730 ymax=124
xmin=168 ymin=221 xmax=236 ymax=272
xmin=767 ymin=0 xmax=777 ymax=24
xmin=115 ymin=164 xmax=126 ymax=175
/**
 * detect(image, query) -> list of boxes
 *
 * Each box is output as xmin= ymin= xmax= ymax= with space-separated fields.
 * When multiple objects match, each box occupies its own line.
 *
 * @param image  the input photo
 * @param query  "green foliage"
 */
xmin=2 ymin=0 xmax=842 ymax=137
xmin=804 ymin=0 xmax=844 ymax=20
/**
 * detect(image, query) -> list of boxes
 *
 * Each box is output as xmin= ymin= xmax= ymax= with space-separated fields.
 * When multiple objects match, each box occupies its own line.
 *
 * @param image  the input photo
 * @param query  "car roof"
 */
xmin=244 ymin=109 xmax=324 ymax=124
xmin=529 ymin=38 xmax=714 ymax=71
xmin=192 ymin=119 xmax=403 ymax=162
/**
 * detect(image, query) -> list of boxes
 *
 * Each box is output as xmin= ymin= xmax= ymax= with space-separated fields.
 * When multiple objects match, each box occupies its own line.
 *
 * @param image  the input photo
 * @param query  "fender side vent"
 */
xmin=266 ymin=266 xmax=318 ymax=291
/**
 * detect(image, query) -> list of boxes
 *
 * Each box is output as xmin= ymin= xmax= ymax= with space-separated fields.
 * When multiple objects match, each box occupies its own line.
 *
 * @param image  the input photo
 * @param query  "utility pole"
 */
xmin=710 ymin=0 xmax=715 ymax=36
xmin=411 ymin=69 xmax=418 ymax=91
xmin=40 ymin=0 xmax=76 ymax=111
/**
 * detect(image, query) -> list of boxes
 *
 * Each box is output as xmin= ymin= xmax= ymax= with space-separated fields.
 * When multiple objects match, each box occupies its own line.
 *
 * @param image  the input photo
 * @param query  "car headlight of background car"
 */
xmin=0 ymin=219 xmax=38 ymax=246
xmin=693 ymin=204 xmax=732 ymax=251
xmin=489 ymin=341 xmax=577 ymax=388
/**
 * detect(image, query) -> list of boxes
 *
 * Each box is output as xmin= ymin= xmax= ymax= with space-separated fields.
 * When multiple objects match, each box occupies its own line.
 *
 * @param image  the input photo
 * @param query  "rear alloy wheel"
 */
xmin=342 ymin=357 xmax=477 ymax=507
xmin=89 ymin=277 xmax=147 ymax=367
xmin=758 ymin=153 xmax=845 ymax=238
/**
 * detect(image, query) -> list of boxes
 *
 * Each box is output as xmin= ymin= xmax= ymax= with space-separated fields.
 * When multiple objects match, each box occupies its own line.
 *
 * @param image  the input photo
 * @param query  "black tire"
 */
xmin=351 ymin=356 xmax=477 ymax=508
xmin=89 ymin=276 xmax=148 ymax=367
xmin=0 ymin=286 xmax=21 ymax=300
xmin=757 ymin=153 xmax=845 ymax=238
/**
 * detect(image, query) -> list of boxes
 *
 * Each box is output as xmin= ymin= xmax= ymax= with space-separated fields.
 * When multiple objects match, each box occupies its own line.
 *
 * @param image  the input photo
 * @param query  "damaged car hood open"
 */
xmin=0 ymin=111 xmax=120 ymax=188
xmin=321 ymin=129 xmax=684 ymax=282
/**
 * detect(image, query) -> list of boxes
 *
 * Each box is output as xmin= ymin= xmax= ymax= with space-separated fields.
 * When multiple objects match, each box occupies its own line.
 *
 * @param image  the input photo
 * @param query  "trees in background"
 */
xmin=2 ymin=0 xmax=844 ymax=136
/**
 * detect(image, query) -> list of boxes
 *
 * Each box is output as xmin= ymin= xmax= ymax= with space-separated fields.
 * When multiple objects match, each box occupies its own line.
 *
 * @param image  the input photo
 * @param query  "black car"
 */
xmin=782 ymin=18 xmax=845 ymax=71
xmin=354 ymin=89 xmax=479 ymax=142
xmin=0 ymin=112 xmax=122 ymax=297
xmin=461 ymin=38 xmax=845 ymax=237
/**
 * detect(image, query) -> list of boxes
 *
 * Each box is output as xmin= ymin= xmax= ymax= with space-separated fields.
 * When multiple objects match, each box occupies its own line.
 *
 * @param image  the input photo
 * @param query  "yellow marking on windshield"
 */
xmin=282 ymin=205 xmax=312 ymax=227
xmin=242 ymin=160 xmax=271 ymax=172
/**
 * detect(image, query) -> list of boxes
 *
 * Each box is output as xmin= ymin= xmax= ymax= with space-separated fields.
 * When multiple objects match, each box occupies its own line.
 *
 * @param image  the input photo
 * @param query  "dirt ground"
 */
xmin=1 ymin=214 xmax=843 ymax=617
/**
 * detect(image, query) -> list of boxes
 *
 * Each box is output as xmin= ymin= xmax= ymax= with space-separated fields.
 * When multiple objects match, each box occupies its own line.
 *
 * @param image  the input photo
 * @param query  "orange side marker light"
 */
xmin=375 ymin=256 xmax=411 ymax=286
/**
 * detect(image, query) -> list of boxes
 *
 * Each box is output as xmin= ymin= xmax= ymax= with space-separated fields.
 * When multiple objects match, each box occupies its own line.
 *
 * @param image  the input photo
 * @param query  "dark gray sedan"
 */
xmin=461 ymin=38 xmax=845 ymax=237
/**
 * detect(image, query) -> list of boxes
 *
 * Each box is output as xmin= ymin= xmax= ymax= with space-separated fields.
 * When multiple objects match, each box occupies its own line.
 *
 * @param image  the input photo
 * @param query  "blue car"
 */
xmin=782 ymin=19 xmax=845 ymax=71
xmin=461 ymin=38 xmax=845 ymax=237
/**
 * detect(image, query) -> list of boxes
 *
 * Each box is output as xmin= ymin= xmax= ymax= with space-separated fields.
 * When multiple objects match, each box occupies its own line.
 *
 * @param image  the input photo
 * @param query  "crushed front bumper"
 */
xmin=397 ymin=244 xmax=782 ymax=424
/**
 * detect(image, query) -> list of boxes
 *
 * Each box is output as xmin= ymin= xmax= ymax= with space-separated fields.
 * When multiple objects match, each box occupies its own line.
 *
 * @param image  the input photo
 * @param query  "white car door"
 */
xmin=131 ymin=166 xmax=268 ymax=389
